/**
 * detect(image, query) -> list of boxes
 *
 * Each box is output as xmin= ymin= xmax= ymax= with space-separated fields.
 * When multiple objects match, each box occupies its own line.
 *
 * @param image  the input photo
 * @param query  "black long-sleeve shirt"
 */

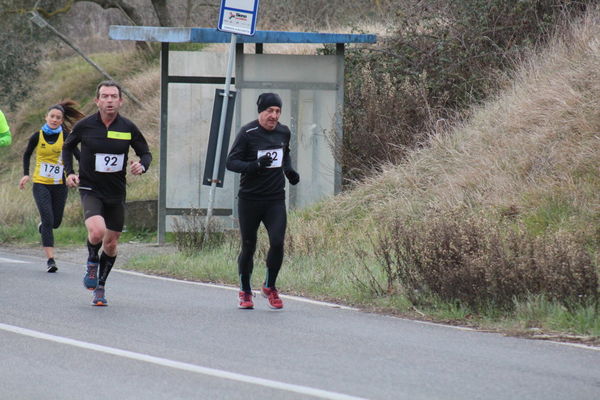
xmin=226 ymin=119 xmax=293 ymax=201
xmin=22 ymin=130 xmax=80 ymax=176
xmin=63 ymin=112 xmax=152 ymax=202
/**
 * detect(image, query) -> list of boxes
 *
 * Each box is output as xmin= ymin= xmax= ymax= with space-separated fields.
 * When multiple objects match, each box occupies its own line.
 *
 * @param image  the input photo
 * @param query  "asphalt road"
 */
xmin=1 ymin=250 xmax=599 ymax=400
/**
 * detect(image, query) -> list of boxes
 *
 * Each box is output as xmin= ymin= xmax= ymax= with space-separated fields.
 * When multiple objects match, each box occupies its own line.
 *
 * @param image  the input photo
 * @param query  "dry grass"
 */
xmin=291 ymin=6 xmax=600 ymax=251
xmin=119 ymin=65 xmax=161 ymax=146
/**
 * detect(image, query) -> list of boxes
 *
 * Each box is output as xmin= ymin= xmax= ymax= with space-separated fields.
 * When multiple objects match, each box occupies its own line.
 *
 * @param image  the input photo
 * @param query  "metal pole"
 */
xmin=157 ymin=42 xmax=170 ymax=245
xmin=205 ymin=33 xmax=236 ymax=236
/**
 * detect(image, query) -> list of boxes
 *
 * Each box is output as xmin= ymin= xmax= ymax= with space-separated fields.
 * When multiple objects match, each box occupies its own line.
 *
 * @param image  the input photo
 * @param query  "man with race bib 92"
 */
xmin=63 ymin=80 xmax=152 ymax=306
xmin=226 ymin=92 xmax=300 ymax=310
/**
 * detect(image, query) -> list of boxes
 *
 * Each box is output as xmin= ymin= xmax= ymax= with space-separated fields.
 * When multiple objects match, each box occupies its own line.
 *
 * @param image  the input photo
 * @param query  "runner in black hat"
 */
xmin=226 ymin=92 xmax=300 ymax=309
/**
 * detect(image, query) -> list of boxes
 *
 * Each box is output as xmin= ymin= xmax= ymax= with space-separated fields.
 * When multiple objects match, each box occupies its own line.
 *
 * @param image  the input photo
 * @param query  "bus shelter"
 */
xmin=108 ymin=26 xmax=376 ymax=243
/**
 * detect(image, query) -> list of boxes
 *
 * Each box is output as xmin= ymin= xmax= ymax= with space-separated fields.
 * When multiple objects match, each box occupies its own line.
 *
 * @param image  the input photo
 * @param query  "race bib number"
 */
xmin=39 ymin=162 xmax=63 ymax=179
xmin=95 ymin=153 xmax=125 ymax=173
xmin=257 ymin=148 xmax=283 ymax=168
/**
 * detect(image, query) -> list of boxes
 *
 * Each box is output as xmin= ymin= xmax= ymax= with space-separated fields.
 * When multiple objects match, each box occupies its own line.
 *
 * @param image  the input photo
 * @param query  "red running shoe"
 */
xmin=238 ymin=291 xmax=254 ymax=309
xmin=261 ymin=285 xmax=283 ymax=309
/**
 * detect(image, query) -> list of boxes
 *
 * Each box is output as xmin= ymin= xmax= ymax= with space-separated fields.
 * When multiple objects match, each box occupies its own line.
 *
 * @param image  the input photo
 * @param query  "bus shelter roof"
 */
xmin=108 ymin=26 xmax=376 ymax=44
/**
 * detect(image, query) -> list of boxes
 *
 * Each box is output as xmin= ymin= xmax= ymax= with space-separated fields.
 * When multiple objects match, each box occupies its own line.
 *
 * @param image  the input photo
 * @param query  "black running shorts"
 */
xmin=80 ymin=190 xmax=125 ymax=232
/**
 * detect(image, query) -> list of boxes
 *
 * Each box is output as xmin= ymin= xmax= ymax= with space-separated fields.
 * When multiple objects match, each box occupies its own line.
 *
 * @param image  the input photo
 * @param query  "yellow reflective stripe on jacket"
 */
xmin=107 ymin=131 xmax=131 ymax=140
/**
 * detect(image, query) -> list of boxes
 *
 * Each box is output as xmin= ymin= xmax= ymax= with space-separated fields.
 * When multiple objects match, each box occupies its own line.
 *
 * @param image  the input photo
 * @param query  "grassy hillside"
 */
xmin=278 ymin=9 xmax=600 ymax=334
xmin=298 ymin=10 xmax=600 ymax=249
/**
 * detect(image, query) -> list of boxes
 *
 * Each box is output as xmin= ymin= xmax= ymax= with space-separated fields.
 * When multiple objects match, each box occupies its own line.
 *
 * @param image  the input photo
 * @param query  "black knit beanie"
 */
xmin=257 ymin=93 xmax=282 ymax=113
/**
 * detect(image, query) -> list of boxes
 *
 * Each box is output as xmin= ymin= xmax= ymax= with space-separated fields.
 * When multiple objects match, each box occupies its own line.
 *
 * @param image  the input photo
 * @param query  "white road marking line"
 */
xmin=0 ymin=322 xmax=367 ymax=400
xmin=410 ymin=319 xmax=478 ymax=332
xmin=548 ymin=341 xmax=600 ymax=351
xmin=0 ymin=257 xmax=30 ymax=264
xmin=116 ymin=269 xmax=358 ymax=310
xmin=404 ymin=318 xmax=600 ymax=350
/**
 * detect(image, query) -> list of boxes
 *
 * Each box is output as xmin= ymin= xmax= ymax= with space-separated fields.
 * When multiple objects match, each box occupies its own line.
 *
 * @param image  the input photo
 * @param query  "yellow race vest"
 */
xmin=33 ymin=130 xmax=64 ymax=185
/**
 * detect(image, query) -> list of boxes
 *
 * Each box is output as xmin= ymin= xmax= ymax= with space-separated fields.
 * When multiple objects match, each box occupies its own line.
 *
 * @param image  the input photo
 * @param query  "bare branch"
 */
xmin=36 ymin=0 xmax=75 ymax=18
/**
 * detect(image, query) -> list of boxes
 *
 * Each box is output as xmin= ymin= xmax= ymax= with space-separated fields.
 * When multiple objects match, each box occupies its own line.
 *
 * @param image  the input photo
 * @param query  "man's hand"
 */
xmin=285 ymin=169 xmax=300 ymax=185
xmin=257 ymin=154 xmax=273 ymax=169
xmin=130 ymin=160 xmax=145 ymax=175
xmin=66 ymin=173 xmax=79 ymax=188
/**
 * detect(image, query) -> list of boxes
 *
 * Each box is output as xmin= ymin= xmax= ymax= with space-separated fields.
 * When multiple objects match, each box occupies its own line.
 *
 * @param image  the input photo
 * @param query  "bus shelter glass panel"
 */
xmin=239 ymin=54 xmax=339 ymax=208
xmin=165 ymin=51 xmax=237 ymax=230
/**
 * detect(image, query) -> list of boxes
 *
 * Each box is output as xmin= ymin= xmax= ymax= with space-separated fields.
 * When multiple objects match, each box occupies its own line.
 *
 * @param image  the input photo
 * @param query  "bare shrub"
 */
xmin=172 ymin=210 xmax=224 ymax=254
xmin=362 ymin=212 xmax=599 ymax=311
xmin=340 ymin=1 xmax=593 ymax=183
xmin=340 ymin=64 xmax=427 ymax=183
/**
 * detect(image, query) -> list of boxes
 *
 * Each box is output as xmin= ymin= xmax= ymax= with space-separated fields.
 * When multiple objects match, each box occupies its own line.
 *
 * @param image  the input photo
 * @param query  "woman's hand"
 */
xmin=18 ymin=175 xmax=30 ymax=190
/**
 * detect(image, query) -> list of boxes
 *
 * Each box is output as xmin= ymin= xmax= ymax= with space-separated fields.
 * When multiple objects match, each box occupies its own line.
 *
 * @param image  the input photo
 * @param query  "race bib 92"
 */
xmin=95 ymin=153 xmax=125 ymax=173
xmin=257 ymin=148 xmax=283 ymax=168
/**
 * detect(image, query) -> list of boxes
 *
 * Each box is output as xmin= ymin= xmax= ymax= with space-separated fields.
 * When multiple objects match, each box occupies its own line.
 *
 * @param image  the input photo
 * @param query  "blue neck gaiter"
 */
xmin=42 ymin=123 xmax=62 ymax=135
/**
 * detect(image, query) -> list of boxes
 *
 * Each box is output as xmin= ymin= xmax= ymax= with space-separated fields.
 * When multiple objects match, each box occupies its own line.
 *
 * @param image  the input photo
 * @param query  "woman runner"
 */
xmin=19 ymin=100 xmax=84 ymax=272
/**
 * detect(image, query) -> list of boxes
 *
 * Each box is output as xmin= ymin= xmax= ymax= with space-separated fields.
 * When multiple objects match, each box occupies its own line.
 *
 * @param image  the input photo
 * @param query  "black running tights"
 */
xmin=33 ymin=183 xmax=68 ymax=247
xmin=237 ymin=198 xmax=287 ymax=292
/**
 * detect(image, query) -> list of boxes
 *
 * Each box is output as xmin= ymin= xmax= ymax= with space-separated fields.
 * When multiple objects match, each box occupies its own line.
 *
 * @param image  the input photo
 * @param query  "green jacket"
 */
xmin=0 ymin=109 xmax=12 ymax=146
xmin=0 ymin=111 xmax=12 ymax=146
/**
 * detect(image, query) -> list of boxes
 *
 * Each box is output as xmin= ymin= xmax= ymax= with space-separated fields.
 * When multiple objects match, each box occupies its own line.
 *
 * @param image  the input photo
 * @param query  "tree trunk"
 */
xmin=150 ymin=0 xmax=172 ymax=27
xmin=75 ymin=0 xmax=152 ymax=52
xmin=75 ymin=0 xmax=145 ymax=25
xmin=185 ymin=0 xmax=192 ymax=26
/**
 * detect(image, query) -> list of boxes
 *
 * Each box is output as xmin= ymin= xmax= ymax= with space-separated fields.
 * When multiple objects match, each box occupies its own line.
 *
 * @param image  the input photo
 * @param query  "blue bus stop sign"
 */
xmin=218 ymin=0 xmax=260 ymax=36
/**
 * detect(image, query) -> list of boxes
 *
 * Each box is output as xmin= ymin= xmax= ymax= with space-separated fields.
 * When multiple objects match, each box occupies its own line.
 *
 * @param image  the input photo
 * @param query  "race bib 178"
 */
xmin=39 ymin=162 xmax=63 ymax=179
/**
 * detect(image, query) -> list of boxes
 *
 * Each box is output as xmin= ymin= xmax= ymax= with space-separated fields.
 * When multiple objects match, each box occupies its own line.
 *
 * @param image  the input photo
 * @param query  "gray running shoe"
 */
xmin=83 ymin=261 xmax=98 ymax=290
xmin=92 ymin=286 xmax=107 ymax=306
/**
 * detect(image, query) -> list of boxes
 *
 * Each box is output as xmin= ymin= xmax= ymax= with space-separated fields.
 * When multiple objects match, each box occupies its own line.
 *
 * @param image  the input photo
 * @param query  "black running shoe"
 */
xmin=46 ymin=258 xmax=58 ymax=273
